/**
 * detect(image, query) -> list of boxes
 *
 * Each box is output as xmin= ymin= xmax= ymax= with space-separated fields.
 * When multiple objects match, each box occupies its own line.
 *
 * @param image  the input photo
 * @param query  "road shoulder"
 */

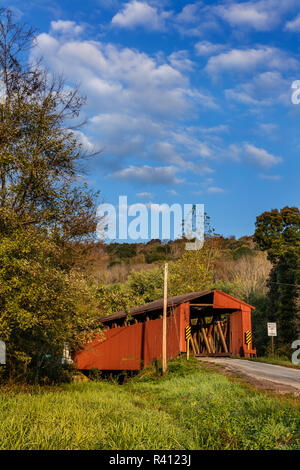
xmin=197 ymin=357 xmax=300 ymax=397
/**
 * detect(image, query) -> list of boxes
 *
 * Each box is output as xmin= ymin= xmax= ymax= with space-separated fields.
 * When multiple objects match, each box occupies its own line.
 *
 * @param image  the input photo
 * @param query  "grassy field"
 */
xmin=0 ymin=358 xmax=299 ymax=450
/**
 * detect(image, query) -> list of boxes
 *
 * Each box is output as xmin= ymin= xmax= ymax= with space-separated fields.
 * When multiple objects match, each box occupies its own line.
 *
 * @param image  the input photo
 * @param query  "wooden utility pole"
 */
xmin=162 ymin=263 xmax=168 ymax=374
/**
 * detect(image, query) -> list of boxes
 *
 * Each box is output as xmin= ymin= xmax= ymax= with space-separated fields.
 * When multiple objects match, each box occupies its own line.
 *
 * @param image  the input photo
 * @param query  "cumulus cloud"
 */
xmin=33 ymin=34 xmax=198 ymax=119
xmin=111 ymin=1 xmax=170 ymax=30
xmin=31 ymin=29 xmax=220 ymax=186
xmin=198 ymin=124 xmax=229 ymax=134
xmin=176 ymin=3 xmax=202 ymax=24
xmin=168 ymin=50 xmax=194 ymax=71
xmin=225 ymin=143 xmax=282 ymax=169
xmin=149 ymin=141 xmax=186 ymax=166
xmin=225 ymin=71 xmax=291 ymax=107
xmin=244 ymin=143 xmax=282 ymax=168
xmin=285 ymin=13 xmax=300 ymax=31
xmin=50 ymin=20 xmax=84 ymax=35
xmin=206 ymin=47 xmax=298 ymax=76
xmin=195 ymin=41 xmax=225 ymax=56
xmin=175 ymin=2 xmax=220 ymax=36
xmin=111 ymin=165 xmax=182 ymax=185
xmin=215 ymin=0 xmax=297 ymax=31
xmin=207 ymin=186 xmax=225 ymax=194
xmin=136 ymin=192 xmax=153 ymax=198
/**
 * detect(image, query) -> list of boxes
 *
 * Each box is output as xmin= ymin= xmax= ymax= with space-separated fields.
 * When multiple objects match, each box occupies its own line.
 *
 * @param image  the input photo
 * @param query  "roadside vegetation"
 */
xmin=0 ymin=358 xmax=299 ymax=450
xmin=0 ymin=9 xmax=299 ymax=385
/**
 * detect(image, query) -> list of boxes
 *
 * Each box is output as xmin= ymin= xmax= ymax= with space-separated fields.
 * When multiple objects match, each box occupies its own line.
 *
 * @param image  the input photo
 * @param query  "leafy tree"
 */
xmin=127 ymin=267 xmax=164 ymax=302
xmin=0 ymin=228 xmax=99 ymax=382
xmin=0 ymin=10 xmax=101 ymax=382
xmin=0 ymin=9 xmax=98 ymax=240
xmin=97 ymin=282 xmax=140 ymax=318
xmin=97 ymin=244 xmax=216 ymax=315
xmin=168 ymin=246 xmax=216 ymax=296
xmin=254 ymin=206 xmax=300 ymax=347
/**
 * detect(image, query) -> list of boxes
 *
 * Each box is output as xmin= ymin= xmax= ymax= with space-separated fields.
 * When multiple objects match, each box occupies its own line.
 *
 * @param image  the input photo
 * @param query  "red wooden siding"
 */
xmin=75 ymin=290 xmax=256 ymax=371
xmin=75 ymin=306 xmax=182 ymax=370
xmin=229 ymin=307 xmax=255 ymax=356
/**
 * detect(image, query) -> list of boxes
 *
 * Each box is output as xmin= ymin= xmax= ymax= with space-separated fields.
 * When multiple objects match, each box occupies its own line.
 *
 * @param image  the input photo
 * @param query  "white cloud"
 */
xmin=285 ymin=14 xmax=300 ymax=31
xmin=175 ymin=2 xmax=220 ymax=37
xmin=111 ymin=165 xmax=182 ymax=185
xmin=216 ymin=0 xmax=297 ymax=31
xmin=259 ymin=173 xmax=281 ymax=180
xmin=257 ymin=123 xmax=279 ymax=135
xmin=216 ymin=2 xmax=271 ymax=30
xmin=167 ymin=189 xmax=179 ymax=196
xmin=244 ymin=144 xmax=282 ymax=168
xmin=195 ymin=41 xmax=225 ymax=56
xmin=31 ymin=30 xmax=220 ymax=183
xmin=111 ymin=1 xmax=170 ymax=30
xmin=176 ymin=3 xmax=202 ymax=24
xmin=206 ymin=47 xmax=298 ymax=76
xmin=136 ymin=192 xmax=153 ymax=198
xmin=224 ymin=143 xmax=282 ymax=169
xmin=168 ymin=50 xmax=194 ymax=71
xmin=198 ymin=124 xmax=229 ymax=134
xmin=207 ymin=186 xmax=225 ymax=194
xmin=225 ymin=71 xmax=291 ymax=107
xmin=33 ymin=34 xmax=196 ymax=119
xmin=149 ymin=141 xmax=186 ymax=166
xmin=50 ymin=20 xmax=84 ymax=35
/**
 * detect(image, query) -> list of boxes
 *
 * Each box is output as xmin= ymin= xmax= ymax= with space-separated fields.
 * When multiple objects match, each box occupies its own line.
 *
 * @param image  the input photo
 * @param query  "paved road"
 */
xmin=198 ymin=358 xmax=300 ymax=390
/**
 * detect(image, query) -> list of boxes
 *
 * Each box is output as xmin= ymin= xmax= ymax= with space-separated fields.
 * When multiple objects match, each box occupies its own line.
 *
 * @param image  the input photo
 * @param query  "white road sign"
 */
xmin=0 ymin=340 xmax=6 ymax=365
xmin=267 ymin=322 xmax=277 ymax=337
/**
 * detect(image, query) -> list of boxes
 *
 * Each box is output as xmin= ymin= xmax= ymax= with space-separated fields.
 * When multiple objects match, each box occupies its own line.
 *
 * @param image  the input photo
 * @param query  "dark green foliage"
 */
xmin=0 ymin=228 xmax=99 ymax=383
xmin=107 ymin=243 xmax=137 ymax=262
xmin=145 ymin=244 xmax=170 ymax=263
xmin=231 ymin=246 xmax=255 ymax=260
xmin=272 ymin=252 xmax=300 ymax=344
xmin=254 ymin=206 xmax=300 ymax=347
xmin=248 ymin=293 xmax=270 ymax=356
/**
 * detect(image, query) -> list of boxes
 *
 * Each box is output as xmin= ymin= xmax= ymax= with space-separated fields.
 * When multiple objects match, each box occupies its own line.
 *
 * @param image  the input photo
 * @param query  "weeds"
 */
xmin=0 ymin=358 xmax=299 ymax=450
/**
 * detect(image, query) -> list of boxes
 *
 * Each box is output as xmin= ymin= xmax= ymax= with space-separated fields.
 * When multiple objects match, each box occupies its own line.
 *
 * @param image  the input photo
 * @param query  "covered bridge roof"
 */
xmin=99 ymin=289 xmax=254 ymax=324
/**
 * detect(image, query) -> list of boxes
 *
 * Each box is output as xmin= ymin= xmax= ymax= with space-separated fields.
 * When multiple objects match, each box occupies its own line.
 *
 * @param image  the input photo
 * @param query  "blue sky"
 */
xmin=5 ymin=0 xmax=300 ymax=238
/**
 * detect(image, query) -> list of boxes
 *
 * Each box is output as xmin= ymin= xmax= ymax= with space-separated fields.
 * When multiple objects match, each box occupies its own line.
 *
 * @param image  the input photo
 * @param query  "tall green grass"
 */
xmin=0 ymin=358 xmax=299 ymax=450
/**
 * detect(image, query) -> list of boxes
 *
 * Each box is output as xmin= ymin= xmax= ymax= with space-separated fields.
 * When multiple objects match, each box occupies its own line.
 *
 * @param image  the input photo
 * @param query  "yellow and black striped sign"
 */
xmin=245 ymin=330 xmax=251 ymax=345
xmin=185 ymin=325 xmax=191 ymax=341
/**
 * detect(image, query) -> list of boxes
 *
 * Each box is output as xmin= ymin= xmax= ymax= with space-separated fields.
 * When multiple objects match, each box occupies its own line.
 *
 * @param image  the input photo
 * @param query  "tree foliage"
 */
xmin=254 ymin=206 xmax=300 ymax=347
xmin=97 ymin=243 xmax=217 ymax=316
xmin=0 ymin=228 xmax=99 ymax=382
xmin=0 ymin=10 xmax=101 ymax=382
xmin=0 ymin=9 xmax=98 ymax=240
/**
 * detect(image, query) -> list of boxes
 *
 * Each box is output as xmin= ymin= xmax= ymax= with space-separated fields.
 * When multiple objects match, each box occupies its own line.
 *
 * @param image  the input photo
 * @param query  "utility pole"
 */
xmin=162 ymin=263 xmax=168 ymax=374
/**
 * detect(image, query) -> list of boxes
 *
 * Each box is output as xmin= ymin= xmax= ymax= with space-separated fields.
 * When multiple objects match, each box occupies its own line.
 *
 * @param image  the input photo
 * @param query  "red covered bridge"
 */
xmin=75 ymin=289 xmax=256 ymax=371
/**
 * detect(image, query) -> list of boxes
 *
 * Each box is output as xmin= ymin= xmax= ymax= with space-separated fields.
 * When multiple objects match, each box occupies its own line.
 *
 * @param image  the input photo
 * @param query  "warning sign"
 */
xmin=185 ymin=325 xmax=191 ymax=341
xmin=245 ymin=330 xmax=251 ymax=345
